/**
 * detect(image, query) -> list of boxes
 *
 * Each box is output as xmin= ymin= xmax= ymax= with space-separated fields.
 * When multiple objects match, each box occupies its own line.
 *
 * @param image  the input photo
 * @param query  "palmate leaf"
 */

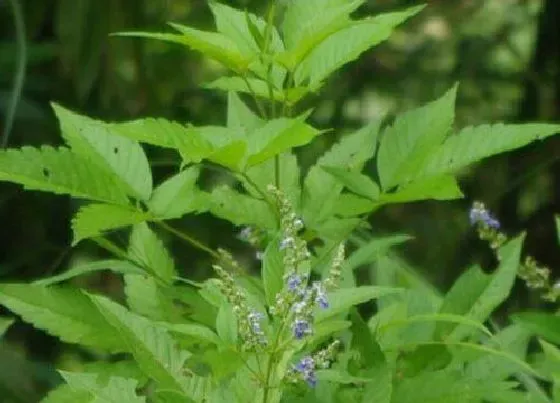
xmin=0 ymin=284 xmax=122 ymax=352
xmin=227 ymin=92 xmax=263 ymax=131
xmin=52 ymin=104 xmax=153 ymax=201
xmin=90 ymin=294 xmax=194 ymax=399
xmin=204 ymin=77 xmax=284 ymax=101
xmin=0 ymin=146 xmax=129 ymax=205
xmin=41 ymin=384 xmax=92 ymax=403
xmin=512 ymin=312 xmax=560 ymax=345
xmin=60 ymin=372 xmax=145 ymax=403
xmin=295 ymin=6 xmax=424 ymax=87
xmin=414 ymin=123 xmax=560 ymax=181
xmin=378 ymin=85 xmax=457 ymax=190
xmin=123 ymin=275 xmax=182 ymax=323
xmin=302 ymin=120 xmax=381 ymax=225
xmin=72 ymin=203 xmax=151 ymax=245
xmin=321 ymin=166 xmax=380 ymax=200
xmin=34 ymin=260 xmax=144 ymax=286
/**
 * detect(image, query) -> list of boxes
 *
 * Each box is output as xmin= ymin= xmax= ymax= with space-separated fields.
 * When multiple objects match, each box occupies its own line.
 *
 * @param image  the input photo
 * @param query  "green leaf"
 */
xmin=246 ymin=115 xmax=321 ymax=167
xmin=209 ymin=2 xmax=285 ymax=87
xmin=52 ymin=104 xmax=153 ymax=201
xmin=216 ymin=302 xmax=238 ymax=346
xmin=244 ymin=152 xmax=301 ymax=208
xmin=316 ymin=286 xmax=402 ymax=322
xmin=321 ymin=166 xmax=380 ymax=200
xmin=128 ymin=223 xmax=176 ymax=284
xmin=415 ymin=123 xmax=560 ymax=181
xmin=60 ymin=372 xmax=145 ymax=403
xmin=116 ymin=26 xmax=250 ymax=73
xmin=90 ymin=294 xmax=192 ymax=397
xmin=204 ymin=77 xmax=283 ymax=101
xmin=0 ymin=317 xmax=14 ymax=337
xmin=302 ymin=120 xmax=381 ymax=225
xmin=349 ymin=309 xmax=385 ymax=368
xmin=34 ymin=260 xmax=144 ymax=286
xmin=41 ymin=384 xmax=92 ymax=403
xmin=124 ymin=275 xmax=182 ymax=323
xmin=512 ymin=312 xmax=560 ymax=345
xmin=72 ymin=203 xmax=150 ymax=245
xmin=158 ymin=322 xmax=221 ymax=345
xmin=207 ymin=186 xmax=275 ymax=229
xmin=0 ymin=146 xmax=129 ymax=205
xmin=556 ymin=216 xmax=560 ymax=244
xmin=108 ymin=119 xmax=213 ymax=164
xmin=377 ymin=85 xmax=457 ymax=190
xmin=0 ymin=284 xmax=121 ymax=351
xmin=262 ymin=237 xmax=284 ymax=306
xmin=344 ymin=235 xmax=412 ymax=271
xmin=148 ymin=167 xmax=207 ymax=219
xmin=295 ymin=6 xmax=424 ymax=86
xmin=441 ymin=235 xmax=524 ymax=341
xmin=281 ymin=0 xmax=362 ymax=70
xmin=227 ymin=92 xmax=263 ymax=131
xmin=379 ymin=175 xmax=463 ymax=204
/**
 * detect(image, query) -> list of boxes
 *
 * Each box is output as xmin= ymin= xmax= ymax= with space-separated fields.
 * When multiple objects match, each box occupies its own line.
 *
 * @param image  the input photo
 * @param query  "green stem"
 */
xmin=156 ymin=221 xmax=220 ymax=259
xmin=243 ymin=75 xmax=268 ymax=118
xmin=262 ymin=320 xmax=287 ymax=403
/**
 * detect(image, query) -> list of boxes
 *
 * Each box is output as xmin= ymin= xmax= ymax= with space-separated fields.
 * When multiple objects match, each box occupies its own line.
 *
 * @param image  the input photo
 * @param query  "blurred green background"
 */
xmin=0 ymin=0 xmax=559 ymax=401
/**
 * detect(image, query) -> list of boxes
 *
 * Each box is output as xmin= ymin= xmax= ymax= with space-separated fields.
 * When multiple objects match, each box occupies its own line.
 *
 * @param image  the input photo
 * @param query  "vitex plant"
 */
xmin=1 ymin=1 xmax=560 ymax=402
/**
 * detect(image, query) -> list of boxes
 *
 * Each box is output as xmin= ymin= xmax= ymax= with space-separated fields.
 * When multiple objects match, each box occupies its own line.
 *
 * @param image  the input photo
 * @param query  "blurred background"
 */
xmin=0 ymin=0 xmax=559 ymax=400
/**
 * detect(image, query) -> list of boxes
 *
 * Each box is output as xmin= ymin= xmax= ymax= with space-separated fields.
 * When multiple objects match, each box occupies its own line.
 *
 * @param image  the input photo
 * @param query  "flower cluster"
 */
xmin=469 ymin=201 xmax=506 ymax=249
xmin=288 ymin=340 xmax=340 ymax=388
xmin=212 ymin=265 xmax=267 ymax=350
xmin=519 ymin=256 xmax=560 ymax=303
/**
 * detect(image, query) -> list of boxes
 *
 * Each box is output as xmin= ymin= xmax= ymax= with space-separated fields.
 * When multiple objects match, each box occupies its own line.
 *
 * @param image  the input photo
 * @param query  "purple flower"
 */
xmin=469 ymin=203 xmax=500 ymax=229
xmin=280 ymin=237 xmax=294 ymax=250
xmin=286 ymin=273 xmax=302 ymax=291
xmin=294 ymin=356 xmax=317 ymax=387
xmin=247 ymin=311 xmax=265 ymax=339
xmin=312 ymin=282 xmax=329 ymax=309
xmin=292 ymin=318 xmax=311 ymax=339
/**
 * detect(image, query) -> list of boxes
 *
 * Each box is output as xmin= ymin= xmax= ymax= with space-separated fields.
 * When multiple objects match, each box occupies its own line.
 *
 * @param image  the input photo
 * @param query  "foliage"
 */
xmin=0 ymin=1 xmax=559 ymax=402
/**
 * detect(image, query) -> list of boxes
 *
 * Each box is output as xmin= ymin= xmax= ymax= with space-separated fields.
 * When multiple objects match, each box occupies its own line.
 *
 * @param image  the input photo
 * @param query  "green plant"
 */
xmin=1 ymin=1 xmax=560 ymax=402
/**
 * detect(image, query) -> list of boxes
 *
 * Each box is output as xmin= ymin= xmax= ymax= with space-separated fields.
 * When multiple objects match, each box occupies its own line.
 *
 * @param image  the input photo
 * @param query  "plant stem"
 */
xmin=261 ymin=320 xmax=287 ymax=403
xmin=243 ymin=75 xmax=268 ymax=118
xmin=156 ymin=221 xmax=220 ymax=259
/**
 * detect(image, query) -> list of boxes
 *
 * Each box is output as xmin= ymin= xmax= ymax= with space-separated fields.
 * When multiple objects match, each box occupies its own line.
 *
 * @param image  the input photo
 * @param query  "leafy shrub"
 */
xmin=1 ymin=1 xmax=560 ymax=402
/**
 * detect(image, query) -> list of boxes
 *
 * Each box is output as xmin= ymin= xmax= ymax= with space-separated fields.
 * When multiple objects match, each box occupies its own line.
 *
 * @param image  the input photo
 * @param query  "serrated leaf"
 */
xmin=246 ymin=115 xmax=321 ymax=167
xmin=207 ymin=186 xmax=275 ymax=229
xmin=90 ymin=294 xmax=191 ymax=397
xmin=302 ymin=120 xmax=381 ymax=225
xmin=321 ymin=166 xmax=380 ymax=200
xmin=124 ymin=275 xmax=181 ymax=323
xmin=60 ymin=372 xmax=145 ymax=403
xmin=34 ymin=260 xmax=144 ymax=286
xmin=415 ymin=123 xmax=560 ymax=181
xmin=442 ymin=235 xmax=524 ymax=341
xmin=41 ymin=384 xmax=92 ymax=403
xmin=52 ymin=104 xmax=153 ymax=201
xmin=244 ymin=152 xmax=301 ymax=208
xmin=227 ymin=92 xmax=263 ymax=131
xmin=116 ymin=27 xmax=250 ymax=73
xmin=0 ymin=317 xmax=14 ymax=337
xmin=378 ymin=85 xmax=457 ymax=190
xmin=0 ymin=284 xmax=121 ymax=351
xmin=128 ymin=223 xmax=176 ymax=284
xmin=216 ymin=302 xmax=238 ymax=346
xmin=344 ymin=235 xmax=412 ymax=271
xmin=316 ymin=286 xmax=402 ymax=322
xmin=158 ymin=322 xmax=221 ymax=346
xmin=0 ymin=146 xmax=129 ymax=205
xmin=72 ymin=204 xmax=150 ymax=245
xmin=379 ymin=175 xmax=463 ymax=204
xmin=204 ymin=77 xmax=283 ymax=101
xmin=109 ymin=119 xmax=213 ymax=164
xmin=209 ymin=2 xmax=285 ymax=87
xmin=295 ymin=6 xmax=424 ymax=86
xmin=512 ymin=312 xmax=560 ymax=345
xmin=281 ymin=0 xmax=362 ymax=70
xmin=149 ymin=167 xmax=207 ymax=219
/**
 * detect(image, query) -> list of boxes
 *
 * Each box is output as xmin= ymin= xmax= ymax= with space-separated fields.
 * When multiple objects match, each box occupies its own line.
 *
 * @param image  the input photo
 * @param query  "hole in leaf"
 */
xmin=42 ymin=168 xmax=50 ymax=178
